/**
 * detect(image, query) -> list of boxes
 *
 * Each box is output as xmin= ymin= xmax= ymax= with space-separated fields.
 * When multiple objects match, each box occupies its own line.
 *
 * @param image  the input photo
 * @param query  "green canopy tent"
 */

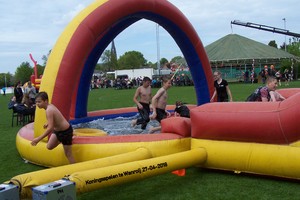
xmin=205 ymin=34 xmax=299 ymax=80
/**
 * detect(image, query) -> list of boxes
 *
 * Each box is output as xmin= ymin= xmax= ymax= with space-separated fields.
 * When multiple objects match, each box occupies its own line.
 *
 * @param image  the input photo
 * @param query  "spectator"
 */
xmin=14 ymin=81 xmax=23 ymax=103
xmin=259 ymin=69 xmax=266 ymax=84
xmin=210 ymin=71 xmax=233 ymax=102
xmin=2 ymin=87 xmax=6 ymax=95
xmin=284 ymin=68 xmax=290 ymax=86
xmin=24 ymin=81 xmax=37 ymax=103
xmin=8 ymin=96 xmax=26 ymax=114
xmin=275 ymin=70 xmax=282 ymax=86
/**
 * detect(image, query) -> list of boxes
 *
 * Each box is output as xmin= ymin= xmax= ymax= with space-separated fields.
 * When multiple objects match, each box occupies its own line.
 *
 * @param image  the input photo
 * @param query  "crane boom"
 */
xmin=231 ymin=20 xmax=300 ymax=38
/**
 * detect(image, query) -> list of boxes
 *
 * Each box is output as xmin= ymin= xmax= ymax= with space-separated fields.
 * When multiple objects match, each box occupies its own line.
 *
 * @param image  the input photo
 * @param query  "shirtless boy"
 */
xmin=131 ymin=77 xmax=152 ymax=130
xmin=31 ymin=91 xmax=75 ymax=164
xmin=150 ymin=76 xmax=172 ymax=133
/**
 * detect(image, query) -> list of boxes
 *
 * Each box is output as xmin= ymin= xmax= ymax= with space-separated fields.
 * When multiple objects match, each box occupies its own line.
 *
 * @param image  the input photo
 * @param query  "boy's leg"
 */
xmin=63 ymin=145 xmax=75 ymax=164
xmin=149 ymin=126 xmax=161 ymax=133
xmin=131 ymin=119 xmax=137 ymax=127
xmin=136 ymin=106 xmax=150 ymax=129
xmin=47 ymin=134 xmax=60 ymax=150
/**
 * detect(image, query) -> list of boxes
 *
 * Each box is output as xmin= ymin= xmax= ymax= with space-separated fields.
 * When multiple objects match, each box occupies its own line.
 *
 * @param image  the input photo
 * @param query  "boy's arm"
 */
xmin=269 ymin=91 xmax=276 ymax=102
xmin=31 ymin=109 xmax=54 ymax=146
xmin=150 ymin=88 xmax=163 ymax=119
xmin=133 ymin=87 xmax=142 ymax=109
xmin=278 ymin=92 xmax=286 ymax=101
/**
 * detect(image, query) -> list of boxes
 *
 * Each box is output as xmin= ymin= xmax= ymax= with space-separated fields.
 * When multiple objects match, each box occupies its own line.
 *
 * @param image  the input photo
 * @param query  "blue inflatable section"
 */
xmin=75 ymin=12 xmax=210 ymax=118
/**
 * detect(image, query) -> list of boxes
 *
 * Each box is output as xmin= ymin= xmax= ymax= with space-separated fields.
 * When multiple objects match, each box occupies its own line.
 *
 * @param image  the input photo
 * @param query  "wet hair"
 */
xmin=143 ymin=76 xmax=151 ymax=82
xmin=35 ymin=91 xmax=48 ymax=101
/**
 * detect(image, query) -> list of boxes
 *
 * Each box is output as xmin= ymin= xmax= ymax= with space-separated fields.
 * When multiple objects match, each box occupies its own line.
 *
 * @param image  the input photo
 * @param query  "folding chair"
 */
xmin=11 ymin=109 xmax=22 ymax=127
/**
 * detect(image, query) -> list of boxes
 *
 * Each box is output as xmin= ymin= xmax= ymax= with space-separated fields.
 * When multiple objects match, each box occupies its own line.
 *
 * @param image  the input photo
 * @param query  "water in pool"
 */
xmin=72 ymin=114 xmax=160 ymax=135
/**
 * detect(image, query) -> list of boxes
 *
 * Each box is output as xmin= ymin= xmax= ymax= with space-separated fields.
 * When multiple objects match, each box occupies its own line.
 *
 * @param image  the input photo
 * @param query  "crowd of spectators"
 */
xmin=241 ymin=65 xmax=294 ymax=85
xmin=90 ymin=72 xmax=193 ymax=90
xmin=8 ymin=81 xmax=36 ymax=124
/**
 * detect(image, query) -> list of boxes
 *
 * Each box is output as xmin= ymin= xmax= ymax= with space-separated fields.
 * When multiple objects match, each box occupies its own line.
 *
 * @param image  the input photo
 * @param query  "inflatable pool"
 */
xmin=12 ymin=88 xmax=300 ymax=199
xmin=189 ymin=88 xmax=300 ymax=180
xmin=14 ymin=105 xmax=198 ymax=198
xmin=16 ymin=105 xmax=194 ymax=167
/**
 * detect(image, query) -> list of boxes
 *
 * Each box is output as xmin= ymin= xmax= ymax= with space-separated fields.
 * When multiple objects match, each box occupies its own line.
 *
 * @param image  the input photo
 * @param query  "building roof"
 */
xmin=205 ymin=34 xmax=298 ymax=65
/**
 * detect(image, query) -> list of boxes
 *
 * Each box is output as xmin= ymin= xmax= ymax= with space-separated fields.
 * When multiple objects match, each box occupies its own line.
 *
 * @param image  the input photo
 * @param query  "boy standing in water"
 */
xmin=31 ymin=91 xmax=75 ymax=164
xmin=131 ymin=77 xmax=152 ymax=130
xmin=150 ymin=76 xmax=172 ymax=133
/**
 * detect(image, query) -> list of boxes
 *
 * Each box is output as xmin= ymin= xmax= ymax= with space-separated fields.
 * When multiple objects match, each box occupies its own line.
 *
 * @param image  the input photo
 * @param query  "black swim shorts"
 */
xmin=54 ymin=125 xmax=73 ymax=145
xmin=155 ymin=108 xmax=167 ymax=123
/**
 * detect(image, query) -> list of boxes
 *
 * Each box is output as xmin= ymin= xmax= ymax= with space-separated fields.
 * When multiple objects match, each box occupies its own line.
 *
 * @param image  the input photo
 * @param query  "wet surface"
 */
xmin=72 ymin=114 xmax=160 ymax=135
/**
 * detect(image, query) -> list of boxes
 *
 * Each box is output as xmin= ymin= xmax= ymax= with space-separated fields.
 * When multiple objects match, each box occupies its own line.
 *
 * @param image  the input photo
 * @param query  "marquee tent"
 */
xmin=205 ymin=34 xmax=298 ymax=66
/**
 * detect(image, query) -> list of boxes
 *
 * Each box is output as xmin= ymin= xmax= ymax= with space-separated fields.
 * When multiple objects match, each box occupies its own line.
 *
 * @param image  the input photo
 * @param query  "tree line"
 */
xmin=1 ymin=38 xmax=300 ymax=88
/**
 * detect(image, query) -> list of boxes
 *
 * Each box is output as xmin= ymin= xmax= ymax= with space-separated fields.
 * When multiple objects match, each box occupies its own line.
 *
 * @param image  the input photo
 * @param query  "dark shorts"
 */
xmin=137 ymin=102 xmax=150 ymax=130
xmin=54 ymin=125 xmax=73 ymax=145
xmin=156 ymin=108 xmax=167 ymax=123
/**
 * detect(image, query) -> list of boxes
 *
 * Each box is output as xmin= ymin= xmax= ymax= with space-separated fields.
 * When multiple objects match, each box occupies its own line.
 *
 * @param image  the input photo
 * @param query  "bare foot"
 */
xmin=131 ymin=119 xmax=137 ymax=127
xmin=149 ymin=126 xmax=154 ymax=134
xmin=149 ymin=126 xmax=161 ymax=134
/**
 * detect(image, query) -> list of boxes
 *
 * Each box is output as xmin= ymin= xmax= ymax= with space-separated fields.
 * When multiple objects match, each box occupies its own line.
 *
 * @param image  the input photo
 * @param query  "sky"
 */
xmin=0 ymin=0 xmax=299 ymax=74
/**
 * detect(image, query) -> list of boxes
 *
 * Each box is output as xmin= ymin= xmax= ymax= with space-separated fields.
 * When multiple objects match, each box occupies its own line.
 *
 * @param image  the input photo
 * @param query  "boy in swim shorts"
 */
xmin=131 ymin=76 xmax=152 ymax=130
xmin=31 ymin=91 xmax=75 ymax=164
xmin=150 ymin=76 xmax=172 ymax=133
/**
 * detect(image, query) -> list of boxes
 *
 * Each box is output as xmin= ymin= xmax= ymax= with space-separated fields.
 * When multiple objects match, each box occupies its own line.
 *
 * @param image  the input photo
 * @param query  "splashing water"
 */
xmin=72 ymin=114 xmax=160 ymax=135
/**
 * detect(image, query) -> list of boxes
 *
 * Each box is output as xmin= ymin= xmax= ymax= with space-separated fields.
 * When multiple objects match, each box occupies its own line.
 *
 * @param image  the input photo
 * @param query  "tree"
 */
xmin=160 ymin=58 xmax=168 ymax=66
xmin=280 ymin=42 xmax=287 ymax=51
xmin=100 ymin=50 xmax=112 ymax=71
xmin=111 ymin=52 xmax=118 ymax=71
xmin=118 ymin=51 xmax=147 ymax=69
xmin=100 ymin=49 xmax=118 ymax=72
xmin=170 ymin=56 xmax=187 ymax=66
xmin=268 ymin=40 xmax=278 ymax=48
xmin=287 ymin=37 xmax=300 ymax=57
xmin=0 ymin=73 xmax=13 ymax=87
xmin=284 ymin=38 xmax=300 ymax=79
xmin=42 ymin=50 xmax=51 ymax=66
xmin=14 ymin=62 xmax=33 ymax=84
xmin=95 ymin=63 xmax=108 ymax=72
xmin=36 ymin=64 xmax=45 ymax=77
xmin=146 ymin=61 xmax=156 ymax=68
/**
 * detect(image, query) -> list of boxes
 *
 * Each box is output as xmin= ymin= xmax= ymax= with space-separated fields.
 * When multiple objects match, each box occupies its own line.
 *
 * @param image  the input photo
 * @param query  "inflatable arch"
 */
xmin=35 ymin=0 xmax=214 ymax=136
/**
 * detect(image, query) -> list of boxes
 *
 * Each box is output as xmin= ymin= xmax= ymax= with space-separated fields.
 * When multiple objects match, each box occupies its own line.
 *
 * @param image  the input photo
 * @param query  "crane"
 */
xmin=231 ymin=20 xmax=300 ymax=38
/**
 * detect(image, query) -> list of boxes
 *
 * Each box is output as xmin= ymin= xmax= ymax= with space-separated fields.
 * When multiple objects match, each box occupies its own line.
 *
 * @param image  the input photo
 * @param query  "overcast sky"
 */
xmin=0 ymin=0 xmax=299 ymax=74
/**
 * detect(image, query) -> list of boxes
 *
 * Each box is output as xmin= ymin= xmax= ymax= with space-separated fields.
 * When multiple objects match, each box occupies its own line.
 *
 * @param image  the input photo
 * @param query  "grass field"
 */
xmin=1 ymin=81 xmax=300 ymax=199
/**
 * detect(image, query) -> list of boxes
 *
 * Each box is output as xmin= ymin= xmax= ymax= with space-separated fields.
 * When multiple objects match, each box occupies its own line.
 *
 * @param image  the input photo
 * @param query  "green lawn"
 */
xmin=1 ymin=81 xmax=300 ymax=199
